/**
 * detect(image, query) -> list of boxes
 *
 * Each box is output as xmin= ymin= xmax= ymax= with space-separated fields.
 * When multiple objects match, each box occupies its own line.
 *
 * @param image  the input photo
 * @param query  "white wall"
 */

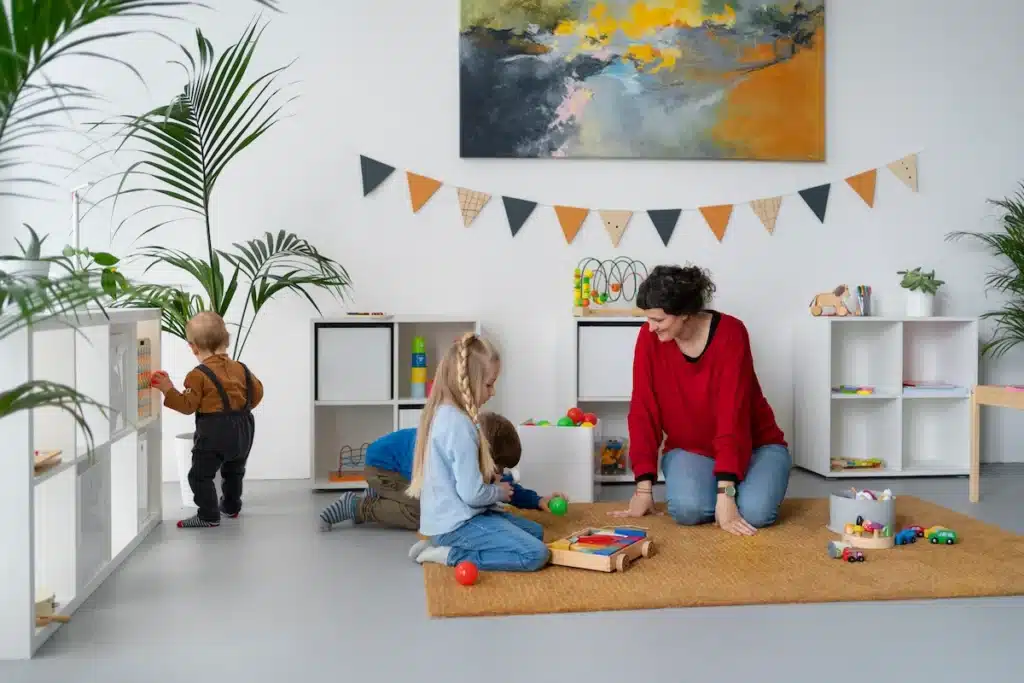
xmin=4 ymin=0 xmax=1024 ymax=482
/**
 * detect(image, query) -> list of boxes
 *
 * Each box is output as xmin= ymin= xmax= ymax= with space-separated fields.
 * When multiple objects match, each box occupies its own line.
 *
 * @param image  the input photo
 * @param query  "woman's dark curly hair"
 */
xmin=636 ymin=264 xmax=716 ymax=316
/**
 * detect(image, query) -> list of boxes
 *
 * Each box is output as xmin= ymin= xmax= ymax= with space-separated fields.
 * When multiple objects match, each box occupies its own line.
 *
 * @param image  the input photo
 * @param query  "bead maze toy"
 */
xmin=328 ymin=442 xmax=369 ymax=484
xmin=572 ymin=257 xmax=648 ymax=317
xmin=548 ymin=526 xmax=654 ymax=573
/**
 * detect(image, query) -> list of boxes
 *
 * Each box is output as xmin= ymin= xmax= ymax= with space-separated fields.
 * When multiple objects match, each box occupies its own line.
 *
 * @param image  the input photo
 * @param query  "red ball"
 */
xmin=454 ymin=561 xmax=478 ymax=586
xmin=567 ymin=407 xmax=584 ymax=424
xmin=582 ymin=412 xmax=598 ymax=425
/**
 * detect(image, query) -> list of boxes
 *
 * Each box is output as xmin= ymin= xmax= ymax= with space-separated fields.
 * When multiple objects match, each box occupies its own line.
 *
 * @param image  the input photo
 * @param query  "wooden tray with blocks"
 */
xmin=547 ymin=526 xmax=655 ymax=572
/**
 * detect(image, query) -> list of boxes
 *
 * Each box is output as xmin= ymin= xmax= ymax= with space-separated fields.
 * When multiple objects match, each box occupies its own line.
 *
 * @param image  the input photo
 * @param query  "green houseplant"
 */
xmin=897 ymin=267 xmax=944 ymax=317
xmin=946 ymin=182 xmax=1024 ymax=356
xmin=107 ymin=19 xmax=352 ymax=359
xmin=0 ymin=225 xmax=51 ymax=278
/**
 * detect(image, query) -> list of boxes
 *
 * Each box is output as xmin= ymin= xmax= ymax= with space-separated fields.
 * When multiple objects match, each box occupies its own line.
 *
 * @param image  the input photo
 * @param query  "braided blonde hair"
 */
xmin=406 ymin=332 xmax=500 ymax=498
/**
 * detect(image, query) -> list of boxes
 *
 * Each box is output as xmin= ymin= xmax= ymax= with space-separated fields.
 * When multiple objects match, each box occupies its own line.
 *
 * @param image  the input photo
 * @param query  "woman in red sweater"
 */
xmin=615 ymin=265 xmax=791 ymax=535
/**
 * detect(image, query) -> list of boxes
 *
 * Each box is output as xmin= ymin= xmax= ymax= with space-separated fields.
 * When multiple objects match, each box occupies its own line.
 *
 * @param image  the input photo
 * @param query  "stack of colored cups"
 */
xmin=411 ymin=336 xmax=427 ymax=398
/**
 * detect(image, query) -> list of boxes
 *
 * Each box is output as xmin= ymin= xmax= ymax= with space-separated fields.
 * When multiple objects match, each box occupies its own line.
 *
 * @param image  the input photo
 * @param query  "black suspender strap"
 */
xmin=239 ymin=362 xmax=253 ymax=409
xmin=196 ymin=365 xmax=232 ymax=412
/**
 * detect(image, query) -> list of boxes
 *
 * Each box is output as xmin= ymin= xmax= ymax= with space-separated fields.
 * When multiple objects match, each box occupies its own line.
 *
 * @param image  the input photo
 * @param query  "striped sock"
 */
xmin=318 ymin=492 xmax=363 ymax=530
xmin=177 ymin=515 xmax=219 ymax=529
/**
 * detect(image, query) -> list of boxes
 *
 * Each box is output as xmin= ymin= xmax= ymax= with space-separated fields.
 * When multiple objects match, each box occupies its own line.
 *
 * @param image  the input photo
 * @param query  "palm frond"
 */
xmin=0 ymin=380 xmax=109 ymax=456
xmin=0 ymin=269 xmax=110 ymax=341
xmin=946 ymin=181 xmax=1024 ymax=356
xmin=113 ymin=281 xmax=204 ymax=339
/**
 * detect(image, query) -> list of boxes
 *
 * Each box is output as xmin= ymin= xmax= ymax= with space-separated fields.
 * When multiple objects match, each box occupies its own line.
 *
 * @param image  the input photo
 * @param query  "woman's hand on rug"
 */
xmin=715 ymin=496 xmax=757 ymax=536
xmin=608 ymin=489 xmax=656 ymax=518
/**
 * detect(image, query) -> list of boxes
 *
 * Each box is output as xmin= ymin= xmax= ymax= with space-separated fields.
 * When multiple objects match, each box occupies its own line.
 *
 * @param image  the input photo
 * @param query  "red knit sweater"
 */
xmin=627 ymin=313 xmax=786 ymax=482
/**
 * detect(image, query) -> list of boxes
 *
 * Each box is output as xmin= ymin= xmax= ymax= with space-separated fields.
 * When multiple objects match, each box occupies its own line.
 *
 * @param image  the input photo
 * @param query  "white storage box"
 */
xmin=515 ymin=423 xmax=599 ymax=503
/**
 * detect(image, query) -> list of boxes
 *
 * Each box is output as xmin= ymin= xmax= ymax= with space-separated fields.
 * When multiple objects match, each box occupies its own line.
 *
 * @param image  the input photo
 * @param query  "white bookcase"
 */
xmin=793 ymin=316 xmax=979 ymax=478
xmin=309 ymin=315 xmax=481 ymax=490
xmin=0 ymin=308 xmax=164 ymax=660
xmin=571 ymin=318 xmax=664 ymax=485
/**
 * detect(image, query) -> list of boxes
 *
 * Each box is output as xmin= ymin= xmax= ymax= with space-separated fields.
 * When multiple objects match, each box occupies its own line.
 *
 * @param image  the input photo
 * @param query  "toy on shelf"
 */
xmin=410 ymin=336 xmax=427 ymax=399
xmin=830 ymin=457 xmax=884 ymax=472
xmin=137 ymin=337 xmax=152 ymax=419
xmin=832 ymin=385 xmax=875 ymax=395
xmin=572 ymin=257 xmax=648 ymax=317
xmin=328 ymin=442 xmax=369 ymax=483
xmin=809 ymin=284 xmax=863 ymax=317
xmin=600 ymin=438 xmax=628 ymax=475
xmin=828 ymin=540 xmax=865 ymax=562
xmin=925 ymin=526 xmax=958 ymax=545
xmin=548 ymin=526 xmax=654 ymax=573
xmin=454 ymin=561 xmax=478 ymax=586
xmin=33 ymin=449 xmax=62 ymax=475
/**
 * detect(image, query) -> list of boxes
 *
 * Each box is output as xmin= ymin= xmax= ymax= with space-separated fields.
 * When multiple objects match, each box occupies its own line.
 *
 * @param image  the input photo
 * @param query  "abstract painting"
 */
xmin=459 ymin=1 xmax=825 ymax=160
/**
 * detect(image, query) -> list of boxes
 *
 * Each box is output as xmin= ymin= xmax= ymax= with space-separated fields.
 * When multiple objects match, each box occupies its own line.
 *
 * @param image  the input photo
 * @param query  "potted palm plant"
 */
xmin=946 ymin=182 xmax=1024 ymax=356
xmin=898 ymin=267 xmax=944 ymax=317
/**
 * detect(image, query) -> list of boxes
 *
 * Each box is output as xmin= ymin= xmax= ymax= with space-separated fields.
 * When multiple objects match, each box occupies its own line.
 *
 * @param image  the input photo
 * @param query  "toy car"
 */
xmin=894 ymin=529 xmax=918 ymax=545
xmin=906 ymin=525 xmax=925 ymax=538
xmin=928 ymin=528 xmax=958 ymax=545
xmin=828 ymin=540 xmax=865 ymax=562
xmin=924 ymin=525 xmax=948 ymax=540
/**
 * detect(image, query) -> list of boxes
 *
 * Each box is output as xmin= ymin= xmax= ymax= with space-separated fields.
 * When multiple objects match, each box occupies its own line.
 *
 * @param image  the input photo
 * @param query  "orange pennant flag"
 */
xmin=456 ymin=188 xmax=491 ymax=227
xmin=750 ymin=197 xmax=782 ymax=235
xmin=699 ymin=204 xmax=733 ymax=242
xmin=845 ymin=169 xmax=877 ymax=207
xmin=554 ymin=206 xmax=589 ymax=244
xmin=887 ymin=154 xmax=918 ymax=192
xmin=599 ymin=210 xmax=632 ymax=248
xmin=407 ymin=172 xmax=442 ymax=213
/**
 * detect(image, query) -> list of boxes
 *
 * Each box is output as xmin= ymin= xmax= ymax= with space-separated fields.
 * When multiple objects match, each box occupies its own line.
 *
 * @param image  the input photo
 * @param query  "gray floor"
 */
xmin=3 ymin=467 xmax=1023 ymax=683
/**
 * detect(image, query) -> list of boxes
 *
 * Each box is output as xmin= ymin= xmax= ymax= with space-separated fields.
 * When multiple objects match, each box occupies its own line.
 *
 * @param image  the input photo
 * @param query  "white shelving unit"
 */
xmin=571 ymin=318 xmax=664 ymax=485
xmin=793 ymin=316 xmax=979 ymax=478
xmin=0 ymin=308 xmax=164 ymax=660
xmin=309 ymin=315 xmax=481 ymax=491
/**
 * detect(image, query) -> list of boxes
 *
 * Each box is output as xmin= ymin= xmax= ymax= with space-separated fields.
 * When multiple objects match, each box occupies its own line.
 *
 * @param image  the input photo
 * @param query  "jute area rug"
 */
xmin=423 ymin=496 xmax=1024 ymax=617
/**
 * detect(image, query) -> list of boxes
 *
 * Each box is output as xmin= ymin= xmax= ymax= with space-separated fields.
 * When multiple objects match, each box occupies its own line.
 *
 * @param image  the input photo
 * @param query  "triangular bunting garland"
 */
xmin=648 ymin=209 xmax=682 ymax=246
xmin=554 ymin=206 xmax=589 ymax=244
xmin=359 ymin=155 xmax=395 ymax=196
xmin=599 ymin=210 xmax=632 ymax=248
xmin=845 ymin=169 xmax=877 ymax=207
xmin=798 ymin=184 xmax=831 ymax=223
xmin=456 ymin=188 xmax=491 ymax=227
xmin=502 ymin=197 xmax=537 ymax=237
xmin=750 ymin=197 xmax=782 ymax=234
xmin=406 ymin=172 xmax=443 ymax=213
xmin=699 ymin=204 xmax=733 ymax=242
xmin=888 ymin=153 xmax=918 ymax=192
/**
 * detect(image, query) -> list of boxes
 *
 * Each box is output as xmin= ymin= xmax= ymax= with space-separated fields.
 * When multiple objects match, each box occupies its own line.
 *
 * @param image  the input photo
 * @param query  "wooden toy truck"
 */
xmin=547 ymin=526 xmax=655 ymax=572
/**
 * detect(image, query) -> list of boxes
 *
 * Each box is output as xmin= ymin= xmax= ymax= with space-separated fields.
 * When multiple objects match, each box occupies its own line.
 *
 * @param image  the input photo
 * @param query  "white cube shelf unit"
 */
xmin=572 ymin=318 xmax=664 ymax=485
xmin=793 ymin=316 xmax=979 ymax=478
xmin=310 ymin=315 xmax=481 ymax=491
xmin=0 ymin=308 xmax=164 ymax=660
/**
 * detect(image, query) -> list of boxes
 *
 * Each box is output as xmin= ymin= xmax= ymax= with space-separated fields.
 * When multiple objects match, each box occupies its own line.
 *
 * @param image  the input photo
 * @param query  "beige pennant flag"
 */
xmin=750 ymin=197 xmax=782 ymax=235
xmin=599 ymin=210 xmax=633 ymax=247
xmin=699 ymin=204 xmax=733 ymax=242
xmin=456 ymin=188 xmax=491 ymax=227
xmin=887 ymin=154 xmax=918 ymax=192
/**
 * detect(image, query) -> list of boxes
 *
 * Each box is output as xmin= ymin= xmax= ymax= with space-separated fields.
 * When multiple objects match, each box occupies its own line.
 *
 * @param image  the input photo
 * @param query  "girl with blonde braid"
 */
xmin=406 ymin=333 xmax=550 ymax=571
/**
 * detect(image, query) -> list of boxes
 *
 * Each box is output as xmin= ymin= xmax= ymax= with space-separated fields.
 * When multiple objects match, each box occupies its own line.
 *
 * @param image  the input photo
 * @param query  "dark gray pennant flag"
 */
xmin=647 ymin=209 xmax=682 ymax=246
xmin=502 ymin=196 xmax=538 ymax=237
xmin=360 ymin=155 xmax=395 ymax=196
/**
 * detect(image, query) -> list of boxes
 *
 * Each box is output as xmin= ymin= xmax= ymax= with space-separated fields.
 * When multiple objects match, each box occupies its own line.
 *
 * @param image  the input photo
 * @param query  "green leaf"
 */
xmin=92 ymin=252 xmax=119 ymax=266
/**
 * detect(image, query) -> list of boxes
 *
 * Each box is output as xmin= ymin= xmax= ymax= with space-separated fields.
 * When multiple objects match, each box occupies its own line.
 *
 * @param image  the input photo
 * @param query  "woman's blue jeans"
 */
xmin=434 ymin=510 xmax=550 ymax=571
xmin=661 ymin=444 xmax=792 ymax=528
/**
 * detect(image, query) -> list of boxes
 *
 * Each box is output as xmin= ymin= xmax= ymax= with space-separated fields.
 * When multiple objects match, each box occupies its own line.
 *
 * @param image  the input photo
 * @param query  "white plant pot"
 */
xmin=905 ymin=290 xmax=934 ymax=317
xmin=3 ymin=259 xmax=50 ymax=279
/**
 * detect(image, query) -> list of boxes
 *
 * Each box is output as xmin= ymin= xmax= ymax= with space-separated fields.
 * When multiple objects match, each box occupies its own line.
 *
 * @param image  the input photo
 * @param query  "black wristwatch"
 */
xmin=717 ymin=481 xmax=737 ymax=498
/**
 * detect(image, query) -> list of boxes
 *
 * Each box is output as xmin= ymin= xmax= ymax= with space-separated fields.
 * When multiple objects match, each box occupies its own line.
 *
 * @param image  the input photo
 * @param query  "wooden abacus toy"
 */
xmin=547 ymin=526 xmax=655 ymax=573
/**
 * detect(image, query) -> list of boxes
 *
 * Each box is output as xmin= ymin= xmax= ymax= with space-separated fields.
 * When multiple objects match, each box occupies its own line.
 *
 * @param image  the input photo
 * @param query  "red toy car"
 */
xmin=906 ymin=525 xmax=924 ymax=538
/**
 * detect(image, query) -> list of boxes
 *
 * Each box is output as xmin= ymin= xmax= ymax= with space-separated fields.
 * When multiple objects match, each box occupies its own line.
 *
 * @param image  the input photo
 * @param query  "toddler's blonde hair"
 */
xmin=406 ymin=332 xmax=500 ymax=498
xmin=186 ymin=311 xmax=230 ymax=353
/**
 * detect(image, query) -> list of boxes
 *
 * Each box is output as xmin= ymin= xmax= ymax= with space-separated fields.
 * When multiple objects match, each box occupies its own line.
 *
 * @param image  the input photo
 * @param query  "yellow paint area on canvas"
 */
xmin=554 ymin=1 xmax=737 ymax=49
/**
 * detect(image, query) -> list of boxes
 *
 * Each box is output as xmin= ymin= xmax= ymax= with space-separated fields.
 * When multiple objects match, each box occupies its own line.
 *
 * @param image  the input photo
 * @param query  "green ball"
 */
xmin=536 ymin=420 xmax=551 ymax=426
xmin=548 ymin=497 xmax=568 ymax=516
xmin=556 ymin=416 xmax=575 ymax=427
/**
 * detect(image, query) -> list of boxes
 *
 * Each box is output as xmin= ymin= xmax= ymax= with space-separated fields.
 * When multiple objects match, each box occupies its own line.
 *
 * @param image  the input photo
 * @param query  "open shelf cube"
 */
xmin=33 ymin=467 xmax=77 ymax=619
xmin=829 ymin=320 xmax=902 ymax=395
xmin=794 ymin=317 xmax=978 ymax=479
xmin=309 ymin=316 xmax=481 ymax=491
xmin=902 ymin=398 xmax=970 ymax=474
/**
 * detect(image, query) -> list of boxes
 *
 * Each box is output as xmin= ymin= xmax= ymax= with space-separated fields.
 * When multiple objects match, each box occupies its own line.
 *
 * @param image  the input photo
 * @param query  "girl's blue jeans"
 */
xmin=661 ymin=444 xmax=792 ymax=528
xmin=434 ymin=510 xmax=550 ymax=572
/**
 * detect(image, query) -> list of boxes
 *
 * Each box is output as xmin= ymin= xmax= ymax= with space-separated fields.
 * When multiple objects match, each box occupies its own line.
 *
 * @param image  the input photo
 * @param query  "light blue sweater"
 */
xmin=419 ymin=403 xmax=505 ymax=536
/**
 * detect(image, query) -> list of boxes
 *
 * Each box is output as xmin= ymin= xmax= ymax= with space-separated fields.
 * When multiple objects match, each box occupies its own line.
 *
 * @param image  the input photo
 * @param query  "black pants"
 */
xmin=189 ymin=412 xmax=255 ymax=522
